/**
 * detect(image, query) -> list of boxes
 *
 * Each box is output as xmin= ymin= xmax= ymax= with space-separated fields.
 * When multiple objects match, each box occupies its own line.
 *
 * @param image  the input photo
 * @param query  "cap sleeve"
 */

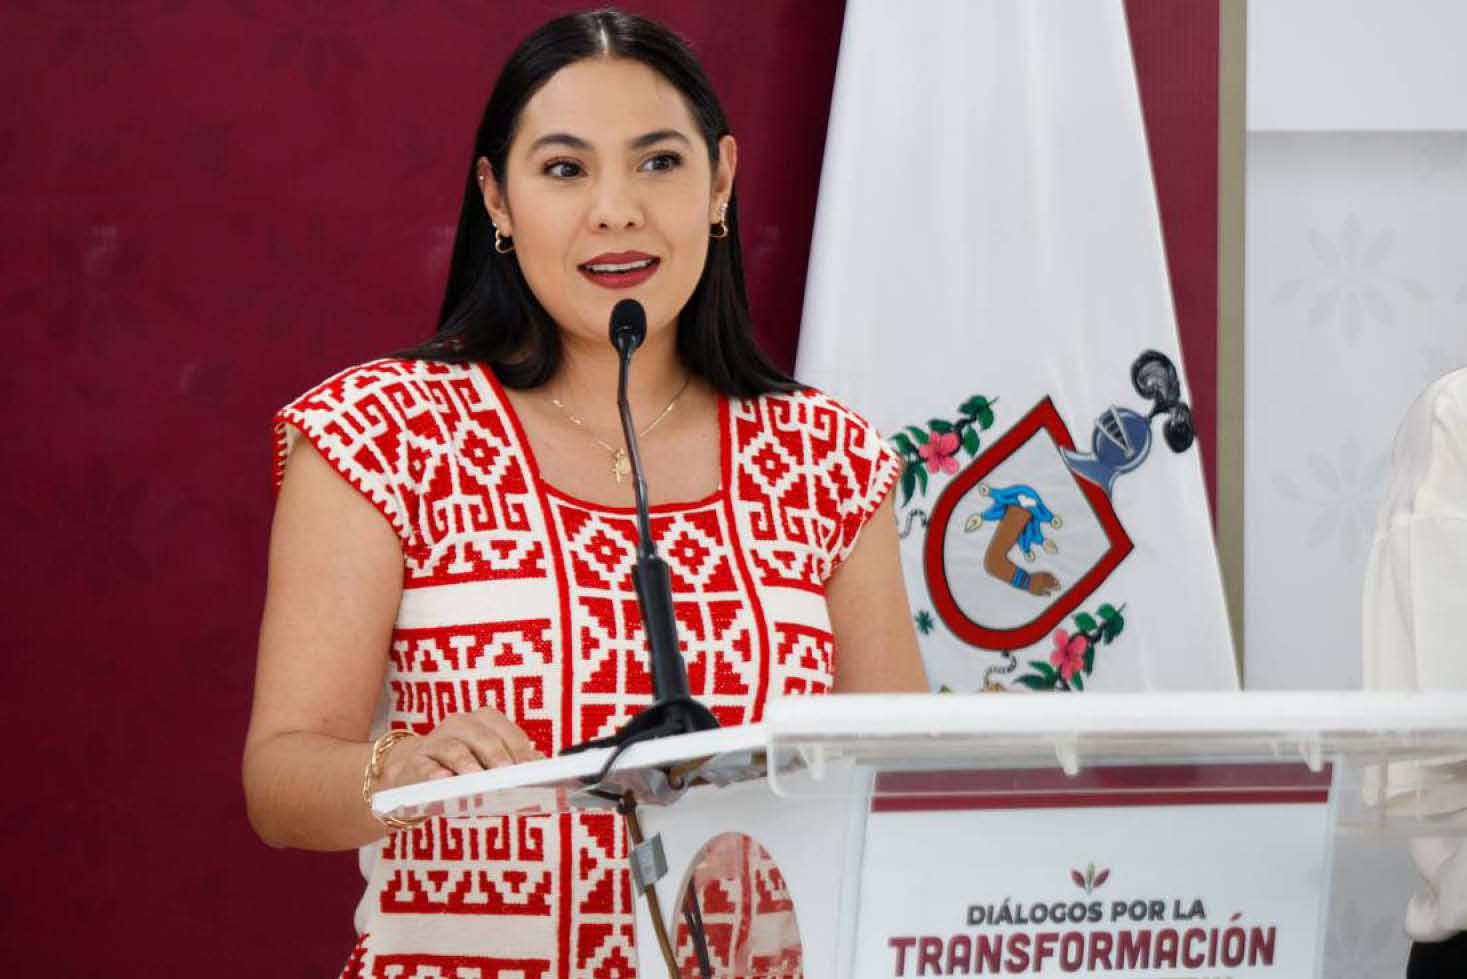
xmin=819 ymin=393 xmax=904 ymax=576
xmin=270 ymin=358 xmax=419 ymax=547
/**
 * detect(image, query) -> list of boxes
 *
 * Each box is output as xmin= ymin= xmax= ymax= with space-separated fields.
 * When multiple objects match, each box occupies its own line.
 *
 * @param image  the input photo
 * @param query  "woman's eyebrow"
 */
xmin=526 ymin=132 xmax=590 ymax=154
xmin=628 ymin=129 xmax=692 ymax=150
xmin=526 ymin=129 xmax=693 ymax=155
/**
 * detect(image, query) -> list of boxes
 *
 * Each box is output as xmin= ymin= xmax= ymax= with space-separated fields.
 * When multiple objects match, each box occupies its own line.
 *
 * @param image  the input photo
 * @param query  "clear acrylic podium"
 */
xmin=373 ymin=693 xmax=1467 ymax=978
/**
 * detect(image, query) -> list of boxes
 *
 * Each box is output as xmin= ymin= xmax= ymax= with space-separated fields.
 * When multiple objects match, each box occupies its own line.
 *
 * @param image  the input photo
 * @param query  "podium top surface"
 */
xmin=763 ymin=690 xmax=1467 ymax=738
xmin=372 ymin=692 xmax=1467 ymax=823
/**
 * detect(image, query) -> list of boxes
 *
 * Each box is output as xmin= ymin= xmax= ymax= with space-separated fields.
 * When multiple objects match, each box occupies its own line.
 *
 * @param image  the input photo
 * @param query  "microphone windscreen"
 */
xmin=609 ymin=299 xmax=646 ymax=353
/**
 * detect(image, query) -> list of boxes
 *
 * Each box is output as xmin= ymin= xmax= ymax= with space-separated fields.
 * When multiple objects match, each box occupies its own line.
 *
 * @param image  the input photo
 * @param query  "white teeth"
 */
xmin=585 ymin=258 xmax=654 ymax=273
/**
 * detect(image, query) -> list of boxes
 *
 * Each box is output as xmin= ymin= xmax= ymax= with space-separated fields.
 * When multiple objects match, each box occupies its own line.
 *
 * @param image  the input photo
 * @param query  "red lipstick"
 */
xmin=578 ymin=250 xmax=660 ymax=290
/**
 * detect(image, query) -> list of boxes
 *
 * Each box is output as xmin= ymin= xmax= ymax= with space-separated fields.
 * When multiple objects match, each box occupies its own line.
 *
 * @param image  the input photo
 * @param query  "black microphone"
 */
xmin=561 ymin=300 xmax=718 ymax=765
xmin=609 ymin=297 xmax=645 ymax=357
xmin=608 ymin=301 xmax=686 ymax=703
xmin=609 ymin=299 xmax=707 ymax=712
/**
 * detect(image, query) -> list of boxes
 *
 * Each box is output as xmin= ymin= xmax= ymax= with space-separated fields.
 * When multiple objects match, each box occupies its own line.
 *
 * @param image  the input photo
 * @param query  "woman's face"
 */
xmin=479 ymin=57 xmax=736 ymax=350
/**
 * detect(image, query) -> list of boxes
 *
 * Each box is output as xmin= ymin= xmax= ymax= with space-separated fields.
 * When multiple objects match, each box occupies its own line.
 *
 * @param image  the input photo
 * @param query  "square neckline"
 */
xmin=472 ymin=359 xmax=730 ymax=515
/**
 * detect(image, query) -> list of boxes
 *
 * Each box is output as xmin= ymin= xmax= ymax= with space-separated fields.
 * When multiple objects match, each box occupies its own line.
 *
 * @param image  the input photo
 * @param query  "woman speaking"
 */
xmin=243 ymin=9 xmax=926 ymax=976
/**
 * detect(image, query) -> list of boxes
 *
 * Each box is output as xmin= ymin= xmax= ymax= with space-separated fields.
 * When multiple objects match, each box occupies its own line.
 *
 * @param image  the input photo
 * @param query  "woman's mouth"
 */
xmin=578 ymin=252 xmax=660 ymax=289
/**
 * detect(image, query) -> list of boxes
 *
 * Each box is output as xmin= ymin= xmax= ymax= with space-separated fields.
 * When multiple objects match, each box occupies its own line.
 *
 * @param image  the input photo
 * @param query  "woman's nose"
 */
xmin=588 ymin=174 xmax=643 ymax=231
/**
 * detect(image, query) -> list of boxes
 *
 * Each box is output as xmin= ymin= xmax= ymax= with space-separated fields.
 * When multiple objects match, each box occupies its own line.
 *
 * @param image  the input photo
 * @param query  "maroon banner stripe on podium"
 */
xmin=872 ymin=763 xmax=1332 ymax=812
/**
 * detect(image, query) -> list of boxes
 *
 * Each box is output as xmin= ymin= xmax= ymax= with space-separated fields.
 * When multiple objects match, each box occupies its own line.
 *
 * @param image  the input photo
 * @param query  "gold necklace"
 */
xmin=549 ymin=376 xmax=692 ymax=482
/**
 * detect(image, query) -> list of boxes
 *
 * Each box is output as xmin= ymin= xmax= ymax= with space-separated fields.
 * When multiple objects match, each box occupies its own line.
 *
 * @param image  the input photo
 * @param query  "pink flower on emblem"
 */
xmin=918 ymin=431 xmax=961 ymax=474
xmin=1049 ymin=629 xmax=1088 ymax=680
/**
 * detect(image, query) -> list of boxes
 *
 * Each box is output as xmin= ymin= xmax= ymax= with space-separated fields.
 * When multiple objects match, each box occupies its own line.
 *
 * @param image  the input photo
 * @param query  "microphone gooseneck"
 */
xmin=614 ymin=312 xmax=686 ymax=702
xmin=562 ymin=300 xmax=719 ymax=768
xmin=611 ymin=301 xmax=654 ymax=556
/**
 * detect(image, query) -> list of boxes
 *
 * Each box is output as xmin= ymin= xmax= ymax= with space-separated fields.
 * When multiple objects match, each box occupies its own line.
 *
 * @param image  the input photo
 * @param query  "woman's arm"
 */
xmin=826 ymin=494 xmax=929 ymax=693
xmin=243 ymin=440 xmax=539 ymax=852
xmin=243 ymin=439 xmax=402 ymax=850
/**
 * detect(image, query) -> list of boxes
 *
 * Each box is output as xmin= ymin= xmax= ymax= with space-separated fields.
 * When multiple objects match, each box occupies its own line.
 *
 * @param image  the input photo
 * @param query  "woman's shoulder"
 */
xmin=734 ymin=386 xmax=897 ymax=475
xmin=283 ymin=356 xmax=482 ymax=408
xmin=737 ymin=386 xmax=883 ymax=433
xmin=271 ymin=357 xmax=494 ymax=496
xmin=734 ymin=386 xmax=902 ymax=569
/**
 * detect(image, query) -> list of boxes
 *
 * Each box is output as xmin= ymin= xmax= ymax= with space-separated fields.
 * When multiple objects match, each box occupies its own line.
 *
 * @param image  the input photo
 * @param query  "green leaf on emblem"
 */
xmin=906 ymin=426 xmax=929 ymax=445
xmin=900 ymin=467 xmax=916 ymax=506
xmin=928 ymin=418 xmax=954 ymax=433
xmin=962 ymin=426 xmax=981 ymax=457
xmin=959 ymin=396 xmax=996 ymax=429
xmin=1074 ymin=612 xmax=1099 ymax=633
xmin=1017 ymin=675 xmax=1051 ymax=690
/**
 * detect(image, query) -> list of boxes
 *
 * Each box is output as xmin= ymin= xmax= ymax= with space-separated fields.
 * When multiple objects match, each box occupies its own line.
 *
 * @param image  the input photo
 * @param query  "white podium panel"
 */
xmin=372 ymin=693 xmax=1467 ymax=978
xmin=850 ymin=764 xmax=1335 ymax=978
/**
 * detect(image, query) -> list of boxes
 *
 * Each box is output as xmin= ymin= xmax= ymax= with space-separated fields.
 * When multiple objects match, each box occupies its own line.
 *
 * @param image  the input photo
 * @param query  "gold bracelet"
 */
xmin=361 ymin=728 xmax=428 ymax=830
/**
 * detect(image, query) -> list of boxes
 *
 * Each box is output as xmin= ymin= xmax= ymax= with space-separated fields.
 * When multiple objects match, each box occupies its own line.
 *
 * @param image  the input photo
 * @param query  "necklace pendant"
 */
xmin=611 ymin=448 xmax=631 ymax=483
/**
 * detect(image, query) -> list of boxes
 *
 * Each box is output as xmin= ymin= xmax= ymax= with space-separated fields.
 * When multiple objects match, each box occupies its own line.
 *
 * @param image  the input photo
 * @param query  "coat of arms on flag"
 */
xmin=892 ymin=352 xmax=1193 ymax=692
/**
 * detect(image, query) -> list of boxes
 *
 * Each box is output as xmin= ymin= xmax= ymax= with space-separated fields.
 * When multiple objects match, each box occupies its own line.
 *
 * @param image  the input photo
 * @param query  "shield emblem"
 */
xmin=923 ymin=398 xmax=1133 ymax=650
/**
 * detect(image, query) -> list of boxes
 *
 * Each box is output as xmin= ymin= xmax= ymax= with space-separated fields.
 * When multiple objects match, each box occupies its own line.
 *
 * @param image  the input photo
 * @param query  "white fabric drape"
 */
xmin=1363 ymin=367 xmax=1467 ymax=942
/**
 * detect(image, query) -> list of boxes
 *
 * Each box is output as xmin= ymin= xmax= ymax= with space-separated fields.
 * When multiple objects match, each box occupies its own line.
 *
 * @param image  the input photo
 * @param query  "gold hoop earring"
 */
xmin=494 ymin=228 xmax=515 ymax=254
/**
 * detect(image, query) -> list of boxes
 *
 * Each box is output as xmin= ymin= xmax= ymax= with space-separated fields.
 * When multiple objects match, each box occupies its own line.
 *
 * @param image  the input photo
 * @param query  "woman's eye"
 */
xmin=544 ymin=160 xmax=583 ymax=179
xmin=641 ymin=152 xmax=683 ymax=172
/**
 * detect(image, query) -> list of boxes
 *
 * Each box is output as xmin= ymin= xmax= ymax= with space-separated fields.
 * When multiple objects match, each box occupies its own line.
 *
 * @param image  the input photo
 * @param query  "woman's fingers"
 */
xmin=381 ymin=749 xmax=454 ymax=789
xmin=462 ymin=731 xmax=515 ymax=770
xmin=381 ymin=709 xmax=546 ymax=789
xmin=417 ymin=754 xmax=456 ymax=781
xmin=466 ymin=708 xmax=545 ymax=763
xmin=431 ymin=713 xmax=540 ymax=773
xmin=424 ymin=736 xmax=487 ymax=775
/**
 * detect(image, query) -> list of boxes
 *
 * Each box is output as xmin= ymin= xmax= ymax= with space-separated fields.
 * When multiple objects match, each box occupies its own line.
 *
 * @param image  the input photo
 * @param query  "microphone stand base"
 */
xmin=562 ymin=695 xmax=720 ymax=760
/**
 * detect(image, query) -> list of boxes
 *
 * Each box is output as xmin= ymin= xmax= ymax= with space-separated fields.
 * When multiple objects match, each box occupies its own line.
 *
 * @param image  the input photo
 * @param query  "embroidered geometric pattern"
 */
xmin=272 ymin=358 xmax=900 ymax=979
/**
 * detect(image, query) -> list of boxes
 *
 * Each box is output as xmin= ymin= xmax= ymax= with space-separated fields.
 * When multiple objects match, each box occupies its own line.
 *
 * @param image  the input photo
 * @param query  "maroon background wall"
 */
xmin=1 ymin=1 xmax=1215 ymax=972
xmin=1126 ymin=0 xmax=1220 ymax=517
xmin=1 ymin=2 xmax=846 ymax=972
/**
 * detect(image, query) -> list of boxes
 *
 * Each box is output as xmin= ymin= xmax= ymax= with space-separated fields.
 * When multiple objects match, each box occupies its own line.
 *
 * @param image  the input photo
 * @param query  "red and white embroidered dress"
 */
xmin=271 ymin=358 xmax=901 ymax=979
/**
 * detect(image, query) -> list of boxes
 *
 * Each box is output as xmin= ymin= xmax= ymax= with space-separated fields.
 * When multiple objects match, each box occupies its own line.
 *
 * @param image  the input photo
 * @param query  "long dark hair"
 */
xmin=404 ymin=8 xmax=797 ymax=396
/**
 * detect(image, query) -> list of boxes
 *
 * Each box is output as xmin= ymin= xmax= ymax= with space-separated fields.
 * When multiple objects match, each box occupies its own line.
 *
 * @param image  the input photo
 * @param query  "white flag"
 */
xmin=797 ymin=0 xmax=1237 ymax=692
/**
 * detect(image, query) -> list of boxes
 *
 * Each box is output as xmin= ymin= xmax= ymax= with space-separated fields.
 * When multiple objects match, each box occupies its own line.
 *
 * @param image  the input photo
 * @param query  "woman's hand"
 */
xmin=379 ymin=710 xmax=547 ymax=790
